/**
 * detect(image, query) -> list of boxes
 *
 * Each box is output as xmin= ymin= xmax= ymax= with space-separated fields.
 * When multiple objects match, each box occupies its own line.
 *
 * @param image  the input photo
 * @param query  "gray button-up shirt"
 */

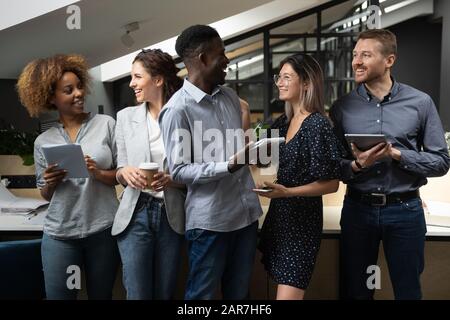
xmin=34 ymin=114 xmax=118 ymax=239
xmin=330 ymin=80 xmax=450 ymax=194
xmin=159 ymin=79 xmax=262 ymax=232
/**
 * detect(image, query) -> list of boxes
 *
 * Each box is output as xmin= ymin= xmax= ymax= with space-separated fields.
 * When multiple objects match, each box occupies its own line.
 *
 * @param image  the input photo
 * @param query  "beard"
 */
xmin=354 ymin=68 xmax=388 ymax=84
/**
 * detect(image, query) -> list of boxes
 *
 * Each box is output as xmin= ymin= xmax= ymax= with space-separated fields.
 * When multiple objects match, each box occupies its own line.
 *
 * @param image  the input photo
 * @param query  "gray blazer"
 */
xmin=111 ymin=103 xmax=186 ymax=236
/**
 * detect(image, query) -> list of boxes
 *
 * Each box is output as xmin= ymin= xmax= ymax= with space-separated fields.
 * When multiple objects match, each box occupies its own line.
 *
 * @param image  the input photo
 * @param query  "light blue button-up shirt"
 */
xmin=34 ymin=114 xmax=118 ymax=239
xmin=159 ymin=79 xmax=262 ymax=232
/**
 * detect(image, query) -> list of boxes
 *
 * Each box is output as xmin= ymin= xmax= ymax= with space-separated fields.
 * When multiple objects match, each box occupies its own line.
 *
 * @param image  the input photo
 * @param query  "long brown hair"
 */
xmin=133 ymin=49 xmax=182 ymax=104
xmin=278 ymin=54 xmax=325 ymax=122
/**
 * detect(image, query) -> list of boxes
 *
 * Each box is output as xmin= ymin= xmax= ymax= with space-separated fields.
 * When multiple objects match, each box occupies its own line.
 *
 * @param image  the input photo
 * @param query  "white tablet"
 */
xmin=252 ymin=137 xmax=285 ymax=149
xmin=41 ymin=144 xmax=89 ymax=178
xmin=344 ymin=134 xmax=387 ymax=151
xmin=229 ymin=137 xmax=285 ymax=161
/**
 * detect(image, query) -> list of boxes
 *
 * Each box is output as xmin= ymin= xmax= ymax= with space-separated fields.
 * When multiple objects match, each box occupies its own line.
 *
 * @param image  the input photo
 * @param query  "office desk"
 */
xmin=2 ymin=202 xmax=450 ymax=299
xmin=322 ymin=204 xmax=450 ymax=238
xmin=3 ymin=202 xmax=450 ymax=236
xmin=0 ymin=207 xmax=46 ymax=237
xmin=258 ymin=202 xmax=450 ymax=238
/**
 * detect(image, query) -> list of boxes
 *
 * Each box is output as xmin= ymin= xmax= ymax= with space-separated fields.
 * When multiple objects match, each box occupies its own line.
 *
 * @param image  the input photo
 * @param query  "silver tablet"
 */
xmin=344 ymin=134 xmax=387 ymax=151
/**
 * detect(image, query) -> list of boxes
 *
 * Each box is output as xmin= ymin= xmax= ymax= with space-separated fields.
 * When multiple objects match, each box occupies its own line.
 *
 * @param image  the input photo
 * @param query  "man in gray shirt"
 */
xmin=330 ymin=29 xmax=449 ymax=300
xmin=159 ymin=25 xmax=262 ymax=299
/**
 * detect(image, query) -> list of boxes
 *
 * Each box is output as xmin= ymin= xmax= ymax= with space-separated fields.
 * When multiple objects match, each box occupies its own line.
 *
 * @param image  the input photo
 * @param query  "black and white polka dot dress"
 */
xmin=259 ymin=112 xmax=342 ymax=290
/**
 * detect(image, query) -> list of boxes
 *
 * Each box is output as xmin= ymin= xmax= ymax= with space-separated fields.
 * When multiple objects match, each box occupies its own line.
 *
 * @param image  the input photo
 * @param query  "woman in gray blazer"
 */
xmin=112 ymin=49 xmax=185 ymax=300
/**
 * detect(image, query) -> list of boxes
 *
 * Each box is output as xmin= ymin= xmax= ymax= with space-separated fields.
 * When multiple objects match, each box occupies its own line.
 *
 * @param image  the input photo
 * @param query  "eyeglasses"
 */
xmin=273 ymin=74 xmax=296 ymax=86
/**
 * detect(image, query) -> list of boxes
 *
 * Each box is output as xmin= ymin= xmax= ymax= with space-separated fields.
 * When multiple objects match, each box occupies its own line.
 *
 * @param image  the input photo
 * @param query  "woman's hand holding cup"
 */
xmin=119 ymin=165 xmax=147 ymax=189
xmin=139 ymin=162 xmax=159 ymax=191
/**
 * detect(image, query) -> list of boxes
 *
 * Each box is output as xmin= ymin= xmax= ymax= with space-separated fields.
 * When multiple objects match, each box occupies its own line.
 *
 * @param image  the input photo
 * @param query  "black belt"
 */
xmin=346 ymin=188 xmax=420 ymax=206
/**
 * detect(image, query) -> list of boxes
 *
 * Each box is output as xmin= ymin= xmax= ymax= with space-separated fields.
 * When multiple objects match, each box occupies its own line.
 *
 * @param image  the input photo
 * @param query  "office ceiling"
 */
xmin=0 ymin=0 xmax=272 ymax=79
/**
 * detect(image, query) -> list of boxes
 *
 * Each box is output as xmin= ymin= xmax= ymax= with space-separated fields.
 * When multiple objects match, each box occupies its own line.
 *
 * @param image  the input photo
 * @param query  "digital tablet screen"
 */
xmin=344 ymin=134 xmax=387 ymax=151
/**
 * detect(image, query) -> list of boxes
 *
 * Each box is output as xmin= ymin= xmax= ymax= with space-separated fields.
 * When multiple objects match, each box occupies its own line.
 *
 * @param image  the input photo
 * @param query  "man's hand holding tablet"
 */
xmin=344 ymin=134 xmax=387 ymax=151
xmin=345 ymin=134 xmax=401 ymax=171
xmin=228 ymin=137 xmax=285 ymax=173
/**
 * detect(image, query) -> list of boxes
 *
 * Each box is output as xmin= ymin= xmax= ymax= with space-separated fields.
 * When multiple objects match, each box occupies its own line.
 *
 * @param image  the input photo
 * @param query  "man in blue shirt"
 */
xmin=330 ymin=29 xmax=450 ymax=299
xmin=159 ymin=25 xmax=262 ymax=299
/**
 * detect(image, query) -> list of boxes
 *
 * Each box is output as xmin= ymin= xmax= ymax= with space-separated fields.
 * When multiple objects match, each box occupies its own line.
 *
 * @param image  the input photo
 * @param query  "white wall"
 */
xmin=85 ymin=66 xmax=115 ymax=117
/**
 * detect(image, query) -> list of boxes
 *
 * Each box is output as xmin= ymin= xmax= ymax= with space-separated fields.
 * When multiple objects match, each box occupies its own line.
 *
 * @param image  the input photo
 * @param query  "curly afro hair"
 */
xmin=175 ymin=25 xmax=220 ymax=60
xmin=16 ymin=54 xmax=91 ymax=117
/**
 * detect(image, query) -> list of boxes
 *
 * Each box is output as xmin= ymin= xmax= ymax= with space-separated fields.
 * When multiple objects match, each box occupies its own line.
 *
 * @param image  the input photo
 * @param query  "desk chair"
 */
xmin=0 ymin=239 xmax=45 ymax=300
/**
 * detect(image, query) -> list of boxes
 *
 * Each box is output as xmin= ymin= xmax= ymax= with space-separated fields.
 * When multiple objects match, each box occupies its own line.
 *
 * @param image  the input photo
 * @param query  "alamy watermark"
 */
xmin=366 ymin=5 xmax=382 ymax=30
xmin=66 ymin=4 xmax=81 ymax=30
xmin=169 ymin=125 xmax=281 ymax=175
xmin=63 ymin=4 xmax=383 ymax=33
xmin=366 ymin=265 xmax=381 ymax=290
xmin=66 ymin=265 xmax=81 ymax=290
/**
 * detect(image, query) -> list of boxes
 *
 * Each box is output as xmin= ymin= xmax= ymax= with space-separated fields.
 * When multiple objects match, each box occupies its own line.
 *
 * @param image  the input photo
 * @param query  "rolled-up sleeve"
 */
xmin=115 ymin=113 xmax=127 ymax=169
xmin=159 ymin=107 xmax=231 ymax=185
xmin=398 ymin=96 xmax=450 ymax=177
xmin=107 ymin=118 xmax=117 ymax=169
xmin=34 ymin=141 xmax=47 ymax=189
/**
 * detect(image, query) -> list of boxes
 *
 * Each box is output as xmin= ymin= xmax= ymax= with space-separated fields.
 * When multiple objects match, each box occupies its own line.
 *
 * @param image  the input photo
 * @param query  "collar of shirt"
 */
xmin=182 ymin=79 xmax=221 ymax=103
xmin=56 ymin=112 xmax=93 ymax=129
xmin=356 ymin=76 xmax=400 ymax=103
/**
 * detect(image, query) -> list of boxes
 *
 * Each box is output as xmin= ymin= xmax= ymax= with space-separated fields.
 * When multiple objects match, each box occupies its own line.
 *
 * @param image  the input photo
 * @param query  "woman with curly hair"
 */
xmin=112 ymin=49 xmax=185 ymax=299
xmin=17 ymin=54 xmax=120 ymax=300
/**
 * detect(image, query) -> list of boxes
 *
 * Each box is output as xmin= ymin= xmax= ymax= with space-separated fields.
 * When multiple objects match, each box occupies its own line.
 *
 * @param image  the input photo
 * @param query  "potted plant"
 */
xmin=0 ymin=121 xmax=38 ymax=166
xmin=253 ymin=122 xmax=272 ymax=168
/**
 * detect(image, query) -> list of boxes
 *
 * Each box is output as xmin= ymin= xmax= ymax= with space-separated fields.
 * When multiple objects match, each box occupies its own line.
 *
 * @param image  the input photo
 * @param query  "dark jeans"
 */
xmin=340 ymin=195 xmax=427 ymax=300
xmin=185 ymin=221 xmax=258 ymax=300
xmin=116 ymin=193 xmax=184 ymax=300
xmin=41 ymin=228 xmax=119 ymax=300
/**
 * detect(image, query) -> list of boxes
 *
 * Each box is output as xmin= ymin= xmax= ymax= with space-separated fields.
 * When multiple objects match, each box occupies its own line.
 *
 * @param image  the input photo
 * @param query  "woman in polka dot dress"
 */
xmin=255 ymin=54 xmax=342 ymax=300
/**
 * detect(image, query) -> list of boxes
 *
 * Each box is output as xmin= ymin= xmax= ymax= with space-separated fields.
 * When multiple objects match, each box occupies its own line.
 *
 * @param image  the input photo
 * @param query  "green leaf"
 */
xmin=20 ymin=154 xmax=35 ymax=166
xmin=0 ymin=122 xmax=38 ymax=166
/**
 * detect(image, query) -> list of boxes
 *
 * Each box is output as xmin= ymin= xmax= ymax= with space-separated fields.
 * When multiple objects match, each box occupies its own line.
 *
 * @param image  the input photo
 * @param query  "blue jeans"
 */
xmin=41 ymin=227 xmax=119 ymax=300
xmin=116 ymin=193 xmax=184 ymax=300
xmin=185 ymin=221 xmax=258 ymax=300
xmin=340 ymin=195 xmax=426 ymax=300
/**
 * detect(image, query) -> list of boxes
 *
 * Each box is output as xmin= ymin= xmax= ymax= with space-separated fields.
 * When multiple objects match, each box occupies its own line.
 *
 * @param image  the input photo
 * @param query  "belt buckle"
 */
xmin=370 ymin=193 xmax=386 ymax=206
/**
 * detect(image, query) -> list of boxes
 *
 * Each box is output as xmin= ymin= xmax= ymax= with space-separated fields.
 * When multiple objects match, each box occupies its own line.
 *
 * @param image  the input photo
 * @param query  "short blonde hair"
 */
xmin=16 ymin=54 xmax=90 ymax=117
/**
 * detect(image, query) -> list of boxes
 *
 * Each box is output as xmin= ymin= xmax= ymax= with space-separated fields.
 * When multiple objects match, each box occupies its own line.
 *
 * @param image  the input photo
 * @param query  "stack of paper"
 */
xmin=0 ymin=183 xmax=48 ymax=215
